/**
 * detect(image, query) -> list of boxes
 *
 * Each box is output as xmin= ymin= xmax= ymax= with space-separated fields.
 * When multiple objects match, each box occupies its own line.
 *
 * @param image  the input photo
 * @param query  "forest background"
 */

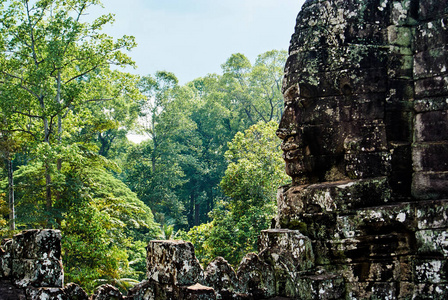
xmin=0 ymin=0 xmax=290 ymax=292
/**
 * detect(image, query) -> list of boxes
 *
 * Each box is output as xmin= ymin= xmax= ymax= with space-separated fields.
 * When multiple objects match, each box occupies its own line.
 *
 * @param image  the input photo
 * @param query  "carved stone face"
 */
xmin=276 ymin=75 xmax=348 ymax=185
xmin=276 ymin=0 xmax=392 ymax=186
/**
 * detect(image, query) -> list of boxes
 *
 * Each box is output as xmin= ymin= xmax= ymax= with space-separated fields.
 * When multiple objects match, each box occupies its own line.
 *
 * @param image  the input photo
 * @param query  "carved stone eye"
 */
xmin=299 ymin=83 xmax=317 ymax=99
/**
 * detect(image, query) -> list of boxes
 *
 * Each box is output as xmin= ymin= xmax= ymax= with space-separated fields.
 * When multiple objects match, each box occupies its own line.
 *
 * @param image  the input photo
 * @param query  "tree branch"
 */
xmin=64 ymin=65 xmax=98 ymax=84
xmin=11 ymin=110 xmax=43 ymax=119
xmin=25 ymin=1 xmax=40 ymax=67
xmin=0 ymin=72 xmax=40 ymax=99
xmin=9 ymin=128 xmax=38 ymax=140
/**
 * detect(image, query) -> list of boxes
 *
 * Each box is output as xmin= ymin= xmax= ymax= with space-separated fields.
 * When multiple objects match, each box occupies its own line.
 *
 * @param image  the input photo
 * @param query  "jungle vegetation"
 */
xmin=0 ymin=0 xmax=289 ymax=292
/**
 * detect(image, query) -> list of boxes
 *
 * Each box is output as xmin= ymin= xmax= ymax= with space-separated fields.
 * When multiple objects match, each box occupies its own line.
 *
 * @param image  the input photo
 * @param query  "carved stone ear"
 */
xmin=339 ymin=76 xmax=353 ymax=96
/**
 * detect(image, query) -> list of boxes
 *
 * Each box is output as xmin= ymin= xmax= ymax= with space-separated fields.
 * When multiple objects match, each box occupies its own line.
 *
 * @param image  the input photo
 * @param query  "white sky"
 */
xmin=90 ymin=0 xmax=306 ymax=85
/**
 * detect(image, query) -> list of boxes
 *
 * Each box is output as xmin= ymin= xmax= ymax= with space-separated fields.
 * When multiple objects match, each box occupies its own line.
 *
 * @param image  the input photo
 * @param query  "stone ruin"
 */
xmin=1 ymin=0 xmax=448 ymax=299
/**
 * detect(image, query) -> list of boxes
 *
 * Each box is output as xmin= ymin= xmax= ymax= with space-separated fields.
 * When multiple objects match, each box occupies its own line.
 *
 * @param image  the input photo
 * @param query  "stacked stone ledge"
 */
xmin=0 ymin=229 xmax=89 ymax=300
xmin=129 ymin=239 xmax=217 ymax=299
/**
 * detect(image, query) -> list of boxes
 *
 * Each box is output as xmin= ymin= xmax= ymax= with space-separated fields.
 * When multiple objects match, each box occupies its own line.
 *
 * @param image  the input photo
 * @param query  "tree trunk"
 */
xmin=45 ymin=164 xmax=52 ymax=209
xmin=188 ymin=190 xmax=195 ymax=227
xmin=40 ymin=94 xmax=53 ymax=224
xmin=194 ymin=202 xmax=200 ymax=226
xmin=7 ymin=158 xmax=15 ymax=231
xmin=206 ymin=187 xmax=213 ymax=222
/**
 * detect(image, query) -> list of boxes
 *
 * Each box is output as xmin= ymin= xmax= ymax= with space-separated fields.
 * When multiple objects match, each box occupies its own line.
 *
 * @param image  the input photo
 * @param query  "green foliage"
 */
xmin=0 ymin=193 xmax=8 ymax=234
xmin=178 ymin=222 xmax=213 ymax=266
xmin=124 ymin=50 xmax=287 ymax=231
xmin=62 ymin=156 xmax=158 ymax=292
xmin=0 ymin=0 xmax=157 ymax=293
xmin=183 ymin=121 xmax=289 ymax=266
xmin=0 ymin=0 xmax=289 ymax=286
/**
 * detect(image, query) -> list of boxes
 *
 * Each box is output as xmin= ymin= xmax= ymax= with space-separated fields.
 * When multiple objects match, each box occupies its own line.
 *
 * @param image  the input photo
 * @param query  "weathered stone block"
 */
xmin=349 ymin=93 xmax=386 ymax=121
xmin=348 ymin=281 xmax=397 ymax=300
xmin=412 ymin=171 xmax=448 ymax=200
xmin=345 ymin=23 xmax=389 ymax=45
xmin=254 ymin=230 xmax=316 ymax=298
xmin=388 ymin=52 xmax=414 ymax=79
xmin=415 ymin=200 xmax=448 ymax=230
xmin=204 ymin=257 xmax=238 ymax=299
xmin=343 ymin=121 xmax=388 ymax=152
xmin=414 ymin=111 xmax=448 ymax=142
xmin=413 ymin=142 xmax=448 ymax=172
xmin=414 ymin=47 xmax=448 ymax=79
xmin=341 ymin=260 xmax=400 ymax=282
xmin=127 ymin=280 xmax=182 ymax=300
xmin=415 ymin=75 xmax=448 ymax=99
xmin=26 ymin=286 xmax=67 ymax=300
xmin=91 ymin=284 xmax=123 ymax=300
xmin=413 ymin=283 xmax=448 ymax=299
xmin=283 ymin=68 xmax=387 ymax=99
xmin=296 ymin=272 xmax=345 ymax=300
xmin=345 ymin=151 xmax=391 ymax=179
xmin=415 ymin=259 xmax=448 ymax=283
xmin=328 ymin=233 xmax=413 ymax=264
xmin=285 ymin=46 xmax=384 ymax=76
xmin=0 ymin=279 xmax=26 ymax=299
xmin=386 ymin=78 xmax=414 ymax=104
xmin=416 ymin=229 xmax=448 ymax=256
xmin=354 ymin=203 xmax=416 ymax=234
xmin=390 ymin=0 xmax=418 ymax=26
xmin=418 ymin=0 xmax=448 ymax=21
xmin=0 ymin=239 xmax=12 ymax=278
xmin=127 ymin=280 xmax=154 ymax=300
xmin=12 ymin=230 xmax=61 ymax=260
xmin=278 ymin=178 xmax=391 ymax=229
xmin=181 ymin=283 xmax=216 ymax=300
xmin=415 ymin=97 xmax=448 ymax=113
xmin=388 ymin=25 xmax=413 ymax=46
xmin=336 ymin=255 xmax=413 ymax=283
xmin=237 ymin=253 xmax=274 ymax=298
xmin=414 ymin=18 xmax=448 ymax=52
xmin=12 ymin=258 xmax=63 ymax=288
xmin=147 ymin=240 xmax=204 ymax=286
xmin=259 ymin=229 xmax=315 ymax=272
xmin=63 ymin=283 xmax=89 ymax=300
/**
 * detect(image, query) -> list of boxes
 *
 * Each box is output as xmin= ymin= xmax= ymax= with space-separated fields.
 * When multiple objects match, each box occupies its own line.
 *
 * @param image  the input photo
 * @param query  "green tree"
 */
xmin=13 ymin=144 xmax=159 ymax=292
xmin=124 ymin=72 xmax=198 ymax=228
xmin=184 ymin=121 xmax=289 ymax=266
xmin=0 ymin=0 xmax=138 ymax=224
xmin=220 ymin=51 xmax=286 ymax=125
xmin=0 ymin=0 xmax=159 ymax=292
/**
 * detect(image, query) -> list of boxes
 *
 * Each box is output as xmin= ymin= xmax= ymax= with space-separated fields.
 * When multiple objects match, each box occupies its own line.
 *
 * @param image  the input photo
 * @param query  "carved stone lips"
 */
xmin=280 ymin=139 xmax=301 ymax=161
xmin=283 ymin=148 xmax=302 ymax=161
xmin=281 ymin=140 xmax=298 ymax=151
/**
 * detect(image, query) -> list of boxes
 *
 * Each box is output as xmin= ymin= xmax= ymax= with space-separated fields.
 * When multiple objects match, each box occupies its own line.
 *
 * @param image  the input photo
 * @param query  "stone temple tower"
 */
xmin=271 ymin=0 xmax=448 ymax=298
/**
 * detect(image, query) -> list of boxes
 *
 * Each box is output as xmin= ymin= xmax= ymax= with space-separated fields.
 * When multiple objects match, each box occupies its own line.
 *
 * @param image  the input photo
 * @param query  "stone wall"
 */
xmin=0 ymin=229 xmax=67 ymax=299
xmin=271 ymin=0 xmax=448 ymax=298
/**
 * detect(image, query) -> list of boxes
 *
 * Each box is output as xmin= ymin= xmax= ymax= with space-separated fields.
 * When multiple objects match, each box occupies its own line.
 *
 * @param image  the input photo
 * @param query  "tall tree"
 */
xmin=182 ymin=121 xmax=289 ymax=265
xmin=0 ymin=0 xmax=138 ymax=225
xmin=221 ymin=50 xmax=287 ymax=125
xmin=124 ymin=72 xmax=198 ymax=227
